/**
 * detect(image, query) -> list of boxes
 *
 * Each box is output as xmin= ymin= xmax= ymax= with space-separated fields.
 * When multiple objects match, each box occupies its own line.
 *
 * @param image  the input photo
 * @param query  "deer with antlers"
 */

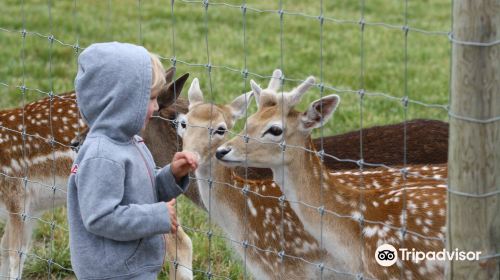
xmin=216 ymin=71 xmax=448 ymax=279
xmin=0 ymin=68 xmax=193 ymax=279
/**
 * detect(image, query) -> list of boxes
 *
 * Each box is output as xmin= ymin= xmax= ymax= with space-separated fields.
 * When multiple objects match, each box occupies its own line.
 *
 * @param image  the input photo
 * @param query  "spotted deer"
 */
xmin=0 ymin=68 xmax=193 ymax=279
xmin=177 ymin=76 xmax=361 ymax=279
xmin=217 ymin=73 xmax=448 ymax=279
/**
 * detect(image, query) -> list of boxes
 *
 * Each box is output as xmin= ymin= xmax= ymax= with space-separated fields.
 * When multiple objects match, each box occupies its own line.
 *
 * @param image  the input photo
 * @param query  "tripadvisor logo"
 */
xmin=375 ymin=243 xmax=482 ymax=266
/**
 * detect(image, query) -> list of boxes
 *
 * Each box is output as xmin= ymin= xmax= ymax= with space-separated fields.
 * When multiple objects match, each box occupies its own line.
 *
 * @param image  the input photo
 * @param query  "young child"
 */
xmin=67 ymin=42 xmax=198 ymax=279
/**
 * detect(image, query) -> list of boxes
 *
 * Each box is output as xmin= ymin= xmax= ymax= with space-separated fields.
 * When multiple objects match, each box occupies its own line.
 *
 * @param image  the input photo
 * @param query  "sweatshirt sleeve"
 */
xmin=76 ymin=157 xmax=172 ymax=241
xmin=154 ymin=164 xmax=190 ymax=202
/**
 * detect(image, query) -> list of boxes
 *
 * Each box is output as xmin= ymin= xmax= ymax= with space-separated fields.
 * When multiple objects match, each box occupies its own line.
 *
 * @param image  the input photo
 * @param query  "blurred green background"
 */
xmin=0 ymin=0 xmax=451 ymax=278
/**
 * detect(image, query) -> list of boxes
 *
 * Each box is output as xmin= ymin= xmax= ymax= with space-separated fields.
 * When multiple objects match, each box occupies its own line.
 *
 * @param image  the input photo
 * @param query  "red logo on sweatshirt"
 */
xmin=71 ymin=164 xmax=79 ymax=174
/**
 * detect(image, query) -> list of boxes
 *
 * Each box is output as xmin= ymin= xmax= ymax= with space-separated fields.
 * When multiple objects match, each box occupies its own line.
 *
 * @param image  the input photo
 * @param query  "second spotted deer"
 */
xmin=217 ymin=74 xmax=448 ymax=279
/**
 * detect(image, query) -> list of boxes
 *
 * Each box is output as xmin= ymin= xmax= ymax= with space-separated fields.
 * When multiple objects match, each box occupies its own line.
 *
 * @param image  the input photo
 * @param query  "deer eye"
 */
xmin=214 ymin=126 xmax=226 ymax=136
xmin=265 ymin=125 xmax=283 ymax=137
xmin=181 ymin=121 xmax=187 ymax=129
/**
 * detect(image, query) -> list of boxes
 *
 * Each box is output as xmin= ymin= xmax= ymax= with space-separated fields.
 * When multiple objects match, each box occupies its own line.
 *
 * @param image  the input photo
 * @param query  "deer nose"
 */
xmin=215 ymin=147 xmax=231 ymax=160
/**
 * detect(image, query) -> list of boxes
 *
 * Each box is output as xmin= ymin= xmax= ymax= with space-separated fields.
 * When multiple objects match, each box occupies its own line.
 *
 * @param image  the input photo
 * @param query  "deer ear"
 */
xmin=287 ymin=76 xmax=315 ymax=107
xmin=158 ymin=73 xmax=190 ymax=110
xmin=267 ymin=69 xmax=283 ymax=91
xmin=300 ymin=94 xmax=340 ymax=131
xmin=188 ymin=78 xmax=204 ymax=109
xmin=227 ymin=91 xmax=254 ymax=120
xmin=164 ymin=66 xmax=176 ymax=84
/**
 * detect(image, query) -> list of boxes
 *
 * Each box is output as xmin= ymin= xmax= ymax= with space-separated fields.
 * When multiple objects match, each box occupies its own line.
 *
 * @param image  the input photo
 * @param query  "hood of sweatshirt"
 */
xmin=75 ymin=42 xmax=152 ymax=142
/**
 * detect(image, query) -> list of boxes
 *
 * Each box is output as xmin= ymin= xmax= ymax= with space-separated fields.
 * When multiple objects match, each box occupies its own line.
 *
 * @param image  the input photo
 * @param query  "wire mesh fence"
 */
xmin=0 ymin=0 xmax=498 ymax=279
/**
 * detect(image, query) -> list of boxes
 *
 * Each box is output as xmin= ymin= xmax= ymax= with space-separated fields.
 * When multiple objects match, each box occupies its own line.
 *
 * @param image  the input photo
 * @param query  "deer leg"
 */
xmin=165 ymin=225 xmax=193 ymax=280
xmin=7 ymin=210 xmax=36 ymax=279
xmin=0 ymin=221 xmax=10 ymax=277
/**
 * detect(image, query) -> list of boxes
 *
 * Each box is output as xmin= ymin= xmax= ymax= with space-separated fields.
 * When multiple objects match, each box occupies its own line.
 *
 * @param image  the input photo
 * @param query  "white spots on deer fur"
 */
xmin=415 ymin=217 xmax=422 ymax=225
xmin=439 ymin=208 xmax=445 ymax=217
xmin=247 ymin=198 xmax=258 ymax=217
xmin=421 ymin=166 xmax=430 ymax=171
xmin=63 ymin=136 xmax=70 ymax=143
xmin=426 ymin=210 xmax=433 ymax=217
xmin=8 ymin=115 xmax=15 ymax=121
xmin=372 ymin=180 xmax=382 ymax=189
xmin=57 ymin=108 xmax=63 ymax=113
xmin=422 ymin=226 xmax=430 ymax=234
xmin=424 ymin=218 xmax=433 ymax=226
xmin=62 ymin=117 xmax=69 ymax=123
xmin=363 ymin=225 xmax=379 ymax=238
xmin=337 ymin=178 xmax=345 ymax=184
xmin=52 ymin=116 xmax=58 ymax=121
xmin=433 ymin=174 xmax=442 ymax=179
xmin=432 ymin=199 xmax=439 ymax=205
xmin=10 ymin=159 xmax=22 ymax=171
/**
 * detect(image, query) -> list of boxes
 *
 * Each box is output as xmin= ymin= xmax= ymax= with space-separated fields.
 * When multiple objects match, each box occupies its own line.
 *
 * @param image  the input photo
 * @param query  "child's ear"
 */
xmin=188 ymin=78 xmax=204 ymax=109
xmin=158 ymin=73 xmax=190 ymax=110
xmin=300 ymin=94 xmax=340 ymax=131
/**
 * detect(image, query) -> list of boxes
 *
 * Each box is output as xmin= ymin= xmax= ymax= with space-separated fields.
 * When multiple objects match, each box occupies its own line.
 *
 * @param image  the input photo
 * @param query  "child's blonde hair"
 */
xmin=149 ymin=53 xmax=166 ymax=93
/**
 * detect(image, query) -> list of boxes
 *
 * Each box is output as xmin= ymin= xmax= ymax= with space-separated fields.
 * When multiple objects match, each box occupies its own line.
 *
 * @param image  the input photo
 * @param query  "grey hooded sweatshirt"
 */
xmin=67 ymin=42 xmax=189 ymax=280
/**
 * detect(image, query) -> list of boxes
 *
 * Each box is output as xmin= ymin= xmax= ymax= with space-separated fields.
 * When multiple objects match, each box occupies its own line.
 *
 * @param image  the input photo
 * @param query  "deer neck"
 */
xmin=270 ymin=138 xmax=363 ymax=270
xmin=194 ymin=151 xmax=246 ymax=237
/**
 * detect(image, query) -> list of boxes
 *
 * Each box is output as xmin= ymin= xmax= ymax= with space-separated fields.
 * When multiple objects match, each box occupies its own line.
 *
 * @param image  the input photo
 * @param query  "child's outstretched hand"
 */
xmin=166 ymin=199 xmax=178 ymax=234
xmin=171 ymin=151 xmax=198 ymax=182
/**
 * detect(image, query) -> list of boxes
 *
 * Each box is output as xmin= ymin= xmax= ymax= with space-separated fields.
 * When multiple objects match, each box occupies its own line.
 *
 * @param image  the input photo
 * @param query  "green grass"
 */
xmin=0 ymin=0 xmax=451 ymax=278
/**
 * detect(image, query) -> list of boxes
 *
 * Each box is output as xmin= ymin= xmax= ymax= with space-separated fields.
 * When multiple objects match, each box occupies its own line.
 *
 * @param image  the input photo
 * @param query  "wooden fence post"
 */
xmin=447 ymin=0 xmax=500 ymax=279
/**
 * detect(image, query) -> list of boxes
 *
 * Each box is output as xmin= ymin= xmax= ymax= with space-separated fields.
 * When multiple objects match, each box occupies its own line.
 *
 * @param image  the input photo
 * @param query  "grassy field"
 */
xmin=0 ymin=0 xmax=451 ymax=279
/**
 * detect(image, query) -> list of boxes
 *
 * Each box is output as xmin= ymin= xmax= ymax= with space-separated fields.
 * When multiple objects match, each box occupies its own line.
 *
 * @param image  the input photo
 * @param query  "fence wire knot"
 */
xmin=170 ymin=56 xmax=177 ymax=66
xmin=317 ymin=262 xmax=325 ymax=271
xmin=358 ymin=89 xmax=365 ymax=98
xmin=402 ymin=25 xmax=410 ymax=35
xmin=316 ymin=149 xmax=325 ymax=162
xmin=277 ymin=250 xmax=285 ymax=261
xmin=401 ymin=96 xmax=409 ymax=107
xmin=358 ymin=19 xmax=366 ymax=31
xmin=21 ymin=29 xmax=27 ymax=38
xmin=205 ymin=63 xmax=212 ymax=72
xmin=241 ymin=68 xmax=249 ymax=79
xmin=356 ymin=159 xmax=364 ymax=168
xmin=48 ymin=34 xmax=55 ymax=43
xmin=317 ymin=205 xmax=325 ymax=216
xmin=242 ymin=240 xmax=249 ymax=248
xmin=278 ymin=195 xmax=286 ymax=206
xmin=241 ymin=185 xmax=249 ymax=196
xmin=240 ymin=4 xmax=247 ymax=14
xmin=243 ymin=134 xmax=250 ymax=143
xmin=317 ymin=15 xmax=324 ymax=25
xmin=400 ymin=167 xmax=409 ymax=179
xmin=356 ymin=273 xmax=364 ymax=280
xmin=279 ymin=141 xmax=286 ymax=151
